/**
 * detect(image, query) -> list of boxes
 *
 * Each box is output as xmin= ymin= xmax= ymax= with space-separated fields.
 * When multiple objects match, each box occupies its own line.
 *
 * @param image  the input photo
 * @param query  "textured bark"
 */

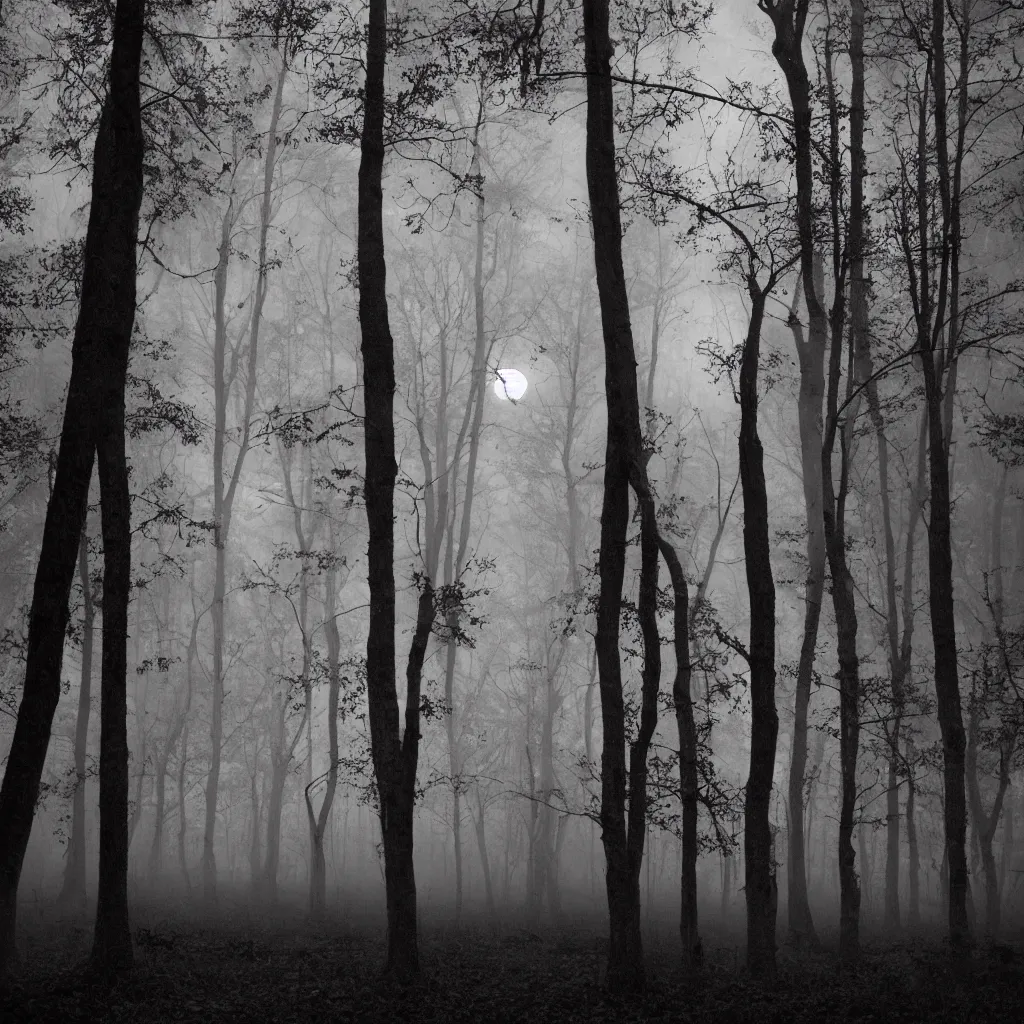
xmin=58 ymin=534 xmax=95 ymax=913
xmin=0 ymin=0 xmax=144 ymax=975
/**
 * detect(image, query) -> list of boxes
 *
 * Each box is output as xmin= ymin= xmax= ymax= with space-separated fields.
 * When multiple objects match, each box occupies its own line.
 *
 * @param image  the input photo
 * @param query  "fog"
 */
xmin=0 ymin=0 xmax=1023 ymax=1018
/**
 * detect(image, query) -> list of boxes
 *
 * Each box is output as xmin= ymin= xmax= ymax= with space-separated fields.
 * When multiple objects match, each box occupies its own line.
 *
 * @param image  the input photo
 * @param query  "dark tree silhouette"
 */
xmin=357 ymin=0 xmax=432 ymax=982
xmin=0 ymin=0 xmax=144 ymax=975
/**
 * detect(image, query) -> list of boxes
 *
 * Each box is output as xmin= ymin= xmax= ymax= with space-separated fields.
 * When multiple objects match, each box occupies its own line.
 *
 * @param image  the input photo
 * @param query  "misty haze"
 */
xmin=0 ymin=0 xmax=1023 ymax=1021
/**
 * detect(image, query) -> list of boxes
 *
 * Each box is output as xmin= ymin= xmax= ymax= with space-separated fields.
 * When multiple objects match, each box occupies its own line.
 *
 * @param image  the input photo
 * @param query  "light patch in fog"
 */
xmin=493 ymin=368 xmax=528 ymax=401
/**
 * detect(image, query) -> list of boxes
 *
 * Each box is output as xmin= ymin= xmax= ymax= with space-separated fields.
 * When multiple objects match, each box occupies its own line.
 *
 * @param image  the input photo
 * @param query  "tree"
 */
xmin=582 ymin=0 xmax=687 ymax=992
xmin=760 ymin=0 xmax=869 ymax=959
xmin=203 ymin=50 xmax=288 ymax=905
xmin=0 ymin=0 xmax=144 ymax=975
xmin=358 ymin=0 xmax=432 ymax=981
xmin=56 ymin=531 xmax=96 ymax=912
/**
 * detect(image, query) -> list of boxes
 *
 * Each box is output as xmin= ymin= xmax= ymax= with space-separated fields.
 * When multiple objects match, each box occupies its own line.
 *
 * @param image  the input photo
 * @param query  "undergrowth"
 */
xmin=1 ymin=914 xmax=1020 ymax=1023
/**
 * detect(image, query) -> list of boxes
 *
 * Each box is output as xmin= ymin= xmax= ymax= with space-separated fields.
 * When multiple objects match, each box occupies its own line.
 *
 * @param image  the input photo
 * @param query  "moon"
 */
xmin=493 ymin=368 xmax=528 ymax=401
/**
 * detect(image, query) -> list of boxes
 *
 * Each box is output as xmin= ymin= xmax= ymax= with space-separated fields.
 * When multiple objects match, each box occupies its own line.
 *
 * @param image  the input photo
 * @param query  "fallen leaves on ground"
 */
xmin=2 ymin=915 xmax=1021 ymax=1023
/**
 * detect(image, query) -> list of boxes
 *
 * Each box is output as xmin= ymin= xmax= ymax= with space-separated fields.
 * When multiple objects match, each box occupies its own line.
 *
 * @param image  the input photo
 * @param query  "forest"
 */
xmin=0 ymin=0 xmax=1022 ymax=1020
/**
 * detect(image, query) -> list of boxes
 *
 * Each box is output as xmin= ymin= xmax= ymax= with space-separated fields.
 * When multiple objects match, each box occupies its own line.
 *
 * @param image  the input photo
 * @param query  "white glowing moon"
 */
xmin=494 ymin=368 xmax=528 ymax=401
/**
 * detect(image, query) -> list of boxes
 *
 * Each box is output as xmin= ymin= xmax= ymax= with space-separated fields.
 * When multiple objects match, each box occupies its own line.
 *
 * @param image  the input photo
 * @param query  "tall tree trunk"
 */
xmin=306 ymin=562 xmax=341 ymax=919
xmin=91 ymin=368 xmax=134 ymax=973
xmin=539 ymin=658 xmax=559 ymax=919
xmin=249 ymin=769 xmax=261 ymax=896
xmin=263 ymin=755 xmax=286 ymax=904
xmin=358 ymin=0 xmax=428 ymax=981
xmin=737 ymin=286 xmax=780 ymax=978
xmin=785 ymin=270 xmax=824 ymax=952
xmin=826 ymin=0 xmax=866 ymax=960
xmin=966 ymin=709 xmax=1012 ymax=939
xmin=922 ymin=0 xmax=970 ymax=952
xmin=58 ymin=532 xmax=95 ymax=913
xmin=999 ymin=796 xmax=1012 ymax=904
xmin=438 ymin=100 xmax=492 ymax=926
xmin=764 ymin=0 xmax=864 ymax=959
xmin=905 ymin=736 xmax=920 ymax=928
xmin=660 ymin=541 xmax=699 ymax=967
xmin=149 ymin=746 xmax=169 ymax=882
xmin=583 ymin=0 xmax=667 ymax=992
xmin=204 ymin=54 xmax=286 ymax=905
xmin=0 ymin=0 xmax=144 ymax=975
xmin=262 ymin=673 xmax=307 ymax=905
xmin=177 ymin=721 xmax=190 ymax=892
xmin=472 ymin=789 xmax=496 ymax=918
xmin=964 ymin=468 xmax=1014 ymax=938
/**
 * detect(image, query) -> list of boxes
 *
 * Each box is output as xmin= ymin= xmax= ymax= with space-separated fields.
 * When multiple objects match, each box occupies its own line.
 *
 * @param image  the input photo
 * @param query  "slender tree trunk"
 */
xmin=149 ymin=747 xmax=169 ymax=882
xmin=923 ymin=0 xmax=970 ymax=952
xmin=91 ymin=374 xmax=134 ymax=973
xmin=583 ymin=0 xmax=667 ymax=992
xmin=905 ymin=741 xmax=920 ymax=928
xmin=785 ymin=276 xmax=824 ymax=949
xmin=721 ymin=850 xmax=731 ymax=919
xmin=999 ymin=797 xmax=1012 ymax=903
xmin=737 ymin=287 xmax=780 ymax=978
xmin=820 ymin=8 xmax=864 ymax=962
xmin=539 ymin=664 xmax=558 ymax=919
xmin=249 ymin=770 xmax=261 ymax=896
xmin=660 ymin=541 xmax=700 ymax=967
xmin=884 ymin=732 xmax=901 ymax=929
xmin=204 ymin=54 xmax=286 ymax=906
xmin=307 ymin=563 xmax=341 ymax=919
xmin=264 ymin=724 xmax=288 ymax=905
xmin=473 ymin=789 xmax=496 ymax=918
xmin=0 ymin=0 xmax=143 ymax=975
xmin=58 ymin=532 xmax=95 ymax=912
xmin=358 ymin=0 xmax=427 ymax=980
xmin=177 ymin=721 xmax=190 ymax=892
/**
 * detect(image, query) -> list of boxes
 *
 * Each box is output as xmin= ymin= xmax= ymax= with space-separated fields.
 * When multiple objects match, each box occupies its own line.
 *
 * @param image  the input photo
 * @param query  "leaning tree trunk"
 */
xmin=0 ymin=0 xmax=144 ymax=976
xmin=58 ymin=532 xmax=96 ymax=913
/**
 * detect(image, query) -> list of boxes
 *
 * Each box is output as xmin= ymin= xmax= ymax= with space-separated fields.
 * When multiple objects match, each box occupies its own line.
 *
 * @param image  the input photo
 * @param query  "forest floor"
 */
xmin=1 ymin=904 xmax=1022 ymax=1023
